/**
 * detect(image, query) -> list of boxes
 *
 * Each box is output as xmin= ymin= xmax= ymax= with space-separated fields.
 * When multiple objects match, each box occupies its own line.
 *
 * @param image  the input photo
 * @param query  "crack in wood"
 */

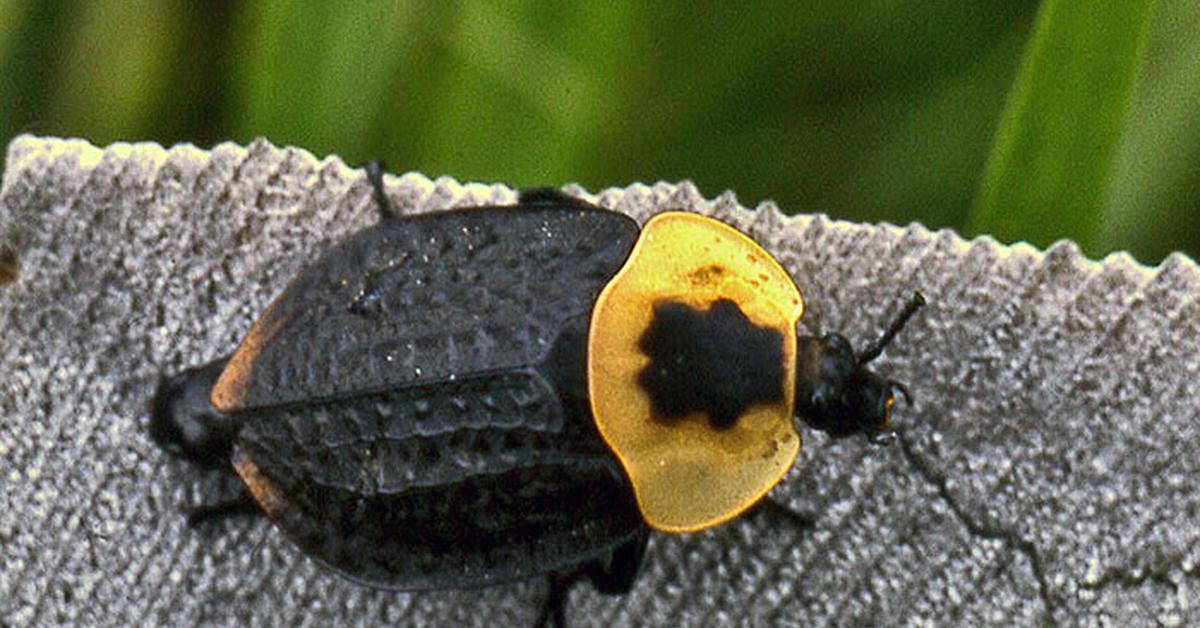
xmin=897 ymin=433 xmax=1055 ymax=623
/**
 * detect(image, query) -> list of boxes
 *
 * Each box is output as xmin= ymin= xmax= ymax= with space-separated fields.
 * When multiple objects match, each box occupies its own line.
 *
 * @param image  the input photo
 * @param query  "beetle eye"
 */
xmin=888 ymin=379 xmax=913 ymax=406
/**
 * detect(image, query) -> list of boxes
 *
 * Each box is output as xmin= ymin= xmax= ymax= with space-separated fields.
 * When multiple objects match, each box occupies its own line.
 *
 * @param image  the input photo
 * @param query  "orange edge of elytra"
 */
xmin=588 ymin=211 xmax=805 ymax=533
xmin=231 ymin=446 xmax=288 ymax=520
xmin=210 ymin=300 xmax=289 ymax=413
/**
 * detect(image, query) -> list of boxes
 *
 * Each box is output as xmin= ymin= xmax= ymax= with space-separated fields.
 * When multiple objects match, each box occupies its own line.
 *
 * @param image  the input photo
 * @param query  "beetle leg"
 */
xmin=747 ymin=496 xmax=816 ymax=532
xmin=534 ymin=573 xmax=571 ymax=628
xmin=363 ymin=161 xmax=396 ymax=222
xmin=185 ymin=489 xmax=262 ymax=528
xmin=586 ymin=527 xmax=650 ymax=595
xmin=534 ymin=527 xmax=649 ymax=627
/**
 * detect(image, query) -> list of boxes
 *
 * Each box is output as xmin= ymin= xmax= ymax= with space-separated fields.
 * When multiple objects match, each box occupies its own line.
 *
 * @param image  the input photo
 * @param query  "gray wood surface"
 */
xmin=2 ymin=135 xmax=1198 ymax=627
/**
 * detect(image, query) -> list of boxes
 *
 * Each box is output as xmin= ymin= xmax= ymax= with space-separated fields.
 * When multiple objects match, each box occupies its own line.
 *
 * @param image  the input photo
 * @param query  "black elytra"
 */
xmin=149 ymin=164 xmax=925 ymax=627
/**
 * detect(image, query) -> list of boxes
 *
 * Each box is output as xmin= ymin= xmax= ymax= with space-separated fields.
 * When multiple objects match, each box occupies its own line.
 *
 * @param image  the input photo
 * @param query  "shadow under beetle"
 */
xmin=150 ymin=163 xmax=925 ymax=627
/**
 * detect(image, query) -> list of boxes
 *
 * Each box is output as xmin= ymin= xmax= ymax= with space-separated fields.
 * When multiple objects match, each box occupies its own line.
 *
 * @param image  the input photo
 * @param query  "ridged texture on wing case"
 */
xmin=213 ymin=206 xmax=638 ymax=411
xmin=221 ymin=205 xmax=645 ymax=589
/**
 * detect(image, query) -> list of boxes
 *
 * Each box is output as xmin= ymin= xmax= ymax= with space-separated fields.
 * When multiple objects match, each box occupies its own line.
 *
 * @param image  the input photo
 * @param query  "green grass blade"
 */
xmin=231 ymin=1 xmax=414 ymax=159
xmin=967 ymin=0 xmax=1155 ymax=253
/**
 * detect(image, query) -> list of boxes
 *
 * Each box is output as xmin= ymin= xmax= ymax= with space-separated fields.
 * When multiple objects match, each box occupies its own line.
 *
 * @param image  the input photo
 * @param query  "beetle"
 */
xmin=149 ymin=163 xmax=924 ymax=627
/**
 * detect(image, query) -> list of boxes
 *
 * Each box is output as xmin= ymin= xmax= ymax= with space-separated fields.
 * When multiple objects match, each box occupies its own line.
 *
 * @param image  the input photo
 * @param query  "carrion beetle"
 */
xmin=150 ymin=164 xmax=924 ymax=626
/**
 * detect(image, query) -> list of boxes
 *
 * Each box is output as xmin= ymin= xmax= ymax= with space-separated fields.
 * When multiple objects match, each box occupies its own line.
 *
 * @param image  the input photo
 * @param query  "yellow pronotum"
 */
xmin=588 ymin=212 xmax=804 ymax=533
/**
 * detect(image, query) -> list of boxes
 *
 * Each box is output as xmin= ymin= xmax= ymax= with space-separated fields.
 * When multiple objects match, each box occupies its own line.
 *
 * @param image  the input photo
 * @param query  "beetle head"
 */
xmin=148 ymin=358 xmax=240 ymax=469
xmin=794 ymin=292 xmax=924 ymax=444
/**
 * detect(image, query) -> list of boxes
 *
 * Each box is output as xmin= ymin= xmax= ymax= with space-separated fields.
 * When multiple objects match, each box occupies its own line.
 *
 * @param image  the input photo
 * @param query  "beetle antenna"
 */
xmin=185 ymin=490 xmax=262 ymax=527
xmin=364 ymin=161 xmax=395 ymax=221
xmin=858 ymin=291 xmax=926 ymax=365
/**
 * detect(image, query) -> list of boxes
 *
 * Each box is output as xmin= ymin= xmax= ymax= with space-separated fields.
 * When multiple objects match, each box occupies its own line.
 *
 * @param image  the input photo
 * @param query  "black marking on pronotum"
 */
xmin=637 ymin=298 xmax=784 ymax=430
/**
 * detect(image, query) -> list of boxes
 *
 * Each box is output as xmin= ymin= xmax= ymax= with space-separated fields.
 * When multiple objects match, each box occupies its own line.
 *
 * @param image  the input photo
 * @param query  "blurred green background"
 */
xmin=1 ymin=0 xmax=1195 ymax=264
